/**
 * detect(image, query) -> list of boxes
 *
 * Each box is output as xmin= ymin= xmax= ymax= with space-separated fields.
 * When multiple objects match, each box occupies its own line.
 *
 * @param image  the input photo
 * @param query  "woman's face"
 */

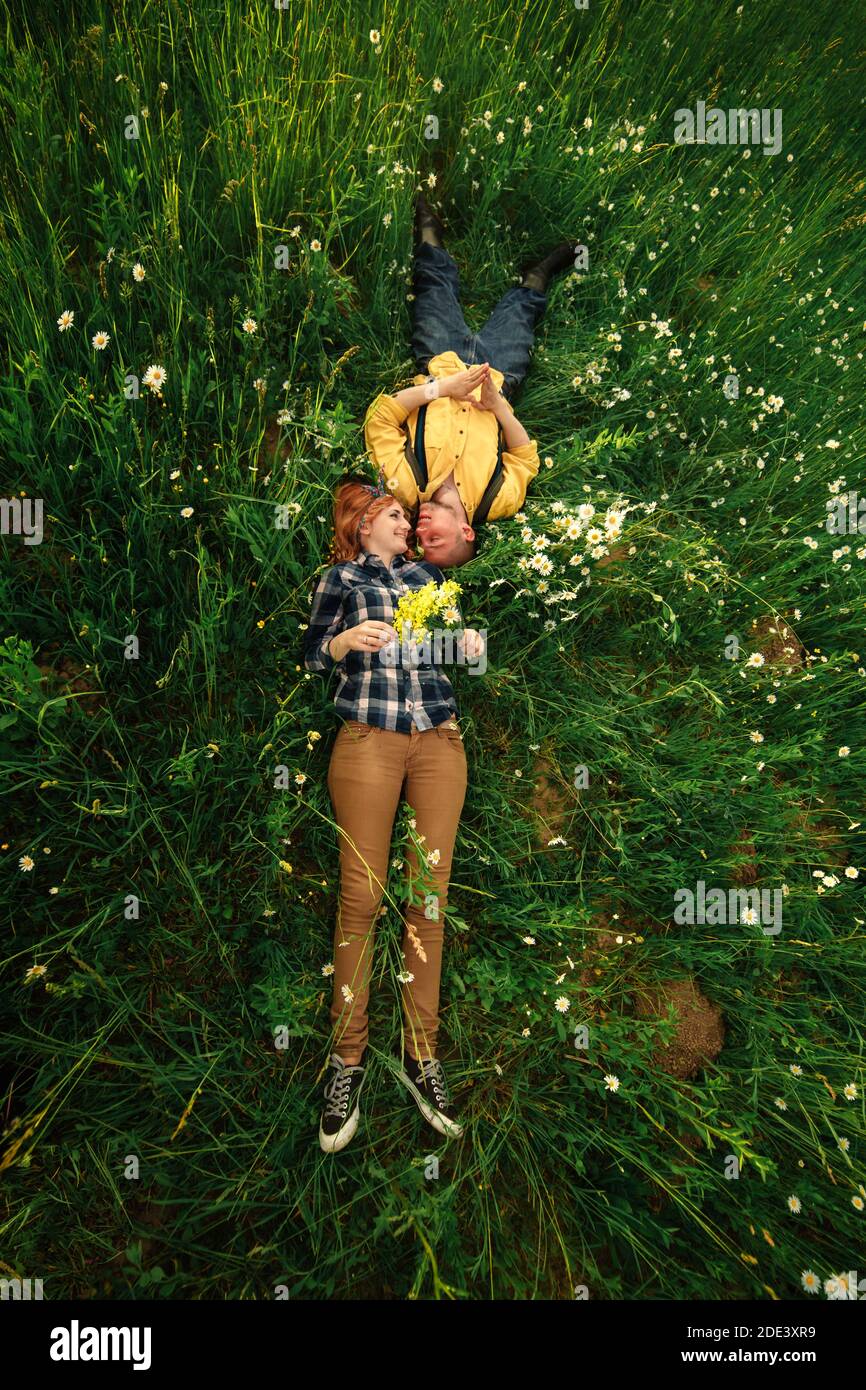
xmin=360 ymin=500 xmax=411 ymax=556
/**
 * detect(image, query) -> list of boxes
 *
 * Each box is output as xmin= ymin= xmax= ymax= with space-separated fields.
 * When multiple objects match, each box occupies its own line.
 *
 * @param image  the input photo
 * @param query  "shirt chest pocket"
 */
xmin=419 ymin=399 xmax=450 ymax=456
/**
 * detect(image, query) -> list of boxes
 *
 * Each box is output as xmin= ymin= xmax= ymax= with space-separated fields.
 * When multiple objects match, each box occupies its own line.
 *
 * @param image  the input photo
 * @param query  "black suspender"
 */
xmin=471 ymin=421 xmax=505 ymax=526
xmin=403 ymin=403 xmax=429 ymax=489
xmin=403 ymin=405 xmax=504 ymax=525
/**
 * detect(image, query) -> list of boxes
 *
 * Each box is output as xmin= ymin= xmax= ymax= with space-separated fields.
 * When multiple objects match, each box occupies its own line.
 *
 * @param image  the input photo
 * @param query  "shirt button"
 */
xmin=405 ymin=700 xmax=414 ymax=710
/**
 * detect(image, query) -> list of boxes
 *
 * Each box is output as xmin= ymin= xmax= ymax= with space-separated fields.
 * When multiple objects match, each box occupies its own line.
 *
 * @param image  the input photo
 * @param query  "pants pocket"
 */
xmin=341 ymin=720 xmax=377 ymax=741
xmin=435 ymin=719 xmax=463 ymax=745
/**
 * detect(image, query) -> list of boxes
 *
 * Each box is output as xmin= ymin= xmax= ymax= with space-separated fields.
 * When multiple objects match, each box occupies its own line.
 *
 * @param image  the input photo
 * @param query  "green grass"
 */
xmin=0 ymin=0 xmax=864 ymax=1300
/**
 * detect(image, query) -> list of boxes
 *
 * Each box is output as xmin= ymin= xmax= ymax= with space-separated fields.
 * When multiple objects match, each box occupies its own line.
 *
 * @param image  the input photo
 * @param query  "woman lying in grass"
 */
xmin=303 ymin=472 xmax=484 ymax=1153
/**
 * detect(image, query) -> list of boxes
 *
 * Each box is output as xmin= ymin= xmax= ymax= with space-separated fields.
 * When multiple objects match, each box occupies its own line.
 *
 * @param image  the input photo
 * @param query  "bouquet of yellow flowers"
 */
xmin=392 ymin=579 xmax=462 ymax=645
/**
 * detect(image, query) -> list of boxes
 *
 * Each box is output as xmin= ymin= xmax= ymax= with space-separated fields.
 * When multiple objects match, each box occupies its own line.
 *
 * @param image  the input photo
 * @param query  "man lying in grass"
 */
xmin=362 ymin=194 xmax=577 ymax=569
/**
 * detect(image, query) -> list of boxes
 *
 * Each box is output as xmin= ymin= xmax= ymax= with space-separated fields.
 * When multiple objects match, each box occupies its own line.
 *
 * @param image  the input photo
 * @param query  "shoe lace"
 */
xmin=323 ymin=1061 xmax=357 ymax=1119
xmin=418 ymin=1058 xmax=451 ymax=1109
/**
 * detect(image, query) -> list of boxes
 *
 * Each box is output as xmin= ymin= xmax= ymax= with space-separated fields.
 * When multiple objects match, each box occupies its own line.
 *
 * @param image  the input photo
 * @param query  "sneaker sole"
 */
xmin=318 ymin=1102 xmax=360 ymax=1153
xmin=395 ymin=1066 xmax=464 ymax=1139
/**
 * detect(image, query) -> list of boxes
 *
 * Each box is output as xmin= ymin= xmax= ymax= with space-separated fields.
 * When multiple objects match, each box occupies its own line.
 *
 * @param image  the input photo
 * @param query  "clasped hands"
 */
xmin=441 ymin=363 xmax=505 ymax=413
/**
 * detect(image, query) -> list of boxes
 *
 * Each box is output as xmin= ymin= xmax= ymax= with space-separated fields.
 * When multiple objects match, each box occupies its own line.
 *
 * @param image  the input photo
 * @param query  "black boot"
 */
xmin=414 ymin=193 xmax=446 ymax=249
xmin=520 ymin=240 xmax=576 ymax=293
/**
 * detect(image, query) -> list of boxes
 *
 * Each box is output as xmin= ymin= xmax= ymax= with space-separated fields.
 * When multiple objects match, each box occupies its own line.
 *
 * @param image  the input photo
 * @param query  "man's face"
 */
xmin=413 ymin=498 xmax=475 ymax=568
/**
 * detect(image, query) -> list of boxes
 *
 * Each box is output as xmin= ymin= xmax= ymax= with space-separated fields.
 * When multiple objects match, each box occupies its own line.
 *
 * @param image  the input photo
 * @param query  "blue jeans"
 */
xmin=410 ymin=242 xmax=548 ymax=401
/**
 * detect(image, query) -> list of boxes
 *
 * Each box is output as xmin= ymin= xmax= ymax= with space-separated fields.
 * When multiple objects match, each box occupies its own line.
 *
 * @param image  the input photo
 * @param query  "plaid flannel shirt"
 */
xmin=302 ymin=548 xmax=464 ymax=732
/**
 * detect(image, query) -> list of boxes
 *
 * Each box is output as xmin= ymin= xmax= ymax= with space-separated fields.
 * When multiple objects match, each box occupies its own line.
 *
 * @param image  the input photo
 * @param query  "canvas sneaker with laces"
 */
xmin=318 ymin=1049 xmax=367 ymax=1153
xmin=395 ymin=1049 xmax=463 ymax=1139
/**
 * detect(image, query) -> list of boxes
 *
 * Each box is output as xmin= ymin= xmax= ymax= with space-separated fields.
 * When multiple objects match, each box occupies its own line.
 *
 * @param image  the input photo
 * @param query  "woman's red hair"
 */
xmin=327 ymin=476 xmax=418 ymax=564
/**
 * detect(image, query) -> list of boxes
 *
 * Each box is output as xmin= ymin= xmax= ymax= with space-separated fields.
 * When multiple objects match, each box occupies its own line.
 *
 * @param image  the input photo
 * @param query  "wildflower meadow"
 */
xmin=1 ymin=0 xmax=864 ymax=1321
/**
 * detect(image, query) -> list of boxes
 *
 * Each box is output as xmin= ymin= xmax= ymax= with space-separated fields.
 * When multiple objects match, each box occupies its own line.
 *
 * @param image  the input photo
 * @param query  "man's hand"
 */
xmin=442 ymin=363 xmax=491 ymax=401
xmin=467 ymin=371 xmax=505 ymax=413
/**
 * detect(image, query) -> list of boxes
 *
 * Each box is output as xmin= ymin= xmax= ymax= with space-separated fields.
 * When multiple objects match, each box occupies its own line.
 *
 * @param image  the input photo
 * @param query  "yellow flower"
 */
xmin=393 ymin=579 xmax=462 ymax=643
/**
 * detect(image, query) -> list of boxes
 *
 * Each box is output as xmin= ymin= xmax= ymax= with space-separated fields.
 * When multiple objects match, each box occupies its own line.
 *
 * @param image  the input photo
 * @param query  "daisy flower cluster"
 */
xmin=803 ymin=472 xmax=866 ymax=571
xmin=554 ymin=175 xmax=858 ymax=491
xmin=498 ymin=492 xmax=650 ymax=615
xmin=778 ymin=1068 xmax=865 ymax=1251
xmin=811 ymin=862 xmax=860 ymax=893
xmin=56 ymin=253 xmax=166 ymax=397
xmin=802 ymin=1270 xmax=863 ymax=1299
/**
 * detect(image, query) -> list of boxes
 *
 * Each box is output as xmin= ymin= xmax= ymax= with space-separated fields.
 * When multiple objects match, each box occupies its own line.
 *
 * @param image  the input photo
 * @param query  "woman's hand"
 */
xmin=442 ymin=363 xmax=491 ymax=401
xmin=458 ymin=628 xmax=485 ymax=660
xmin=467 ymin=371 xmax=503 ymax=413
xmin=331 ymin=620 xmax=398 ymax=659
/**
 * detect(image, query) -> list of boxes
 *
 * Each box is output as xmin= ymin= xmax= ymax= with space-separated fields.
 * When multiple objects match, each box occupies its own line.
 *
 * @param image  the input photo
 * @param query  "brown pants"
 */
xmin=326 ymin=717 xmax=468 ymax=1065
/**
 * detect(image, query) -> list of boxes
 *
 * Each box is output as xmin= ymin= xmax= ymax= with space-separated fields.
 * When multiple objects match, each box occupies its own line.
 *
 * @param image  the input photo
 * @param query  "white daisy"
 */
xmin=142 ymin=364 xmax=167 ymax=395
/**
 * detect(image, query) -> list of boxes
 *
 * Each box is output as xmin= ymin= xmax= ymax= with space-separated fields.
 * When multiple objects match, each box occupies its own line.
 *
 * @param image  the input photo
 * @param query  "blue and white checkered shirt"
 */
xmin=302 ymin=548 xmax=462 ymax=732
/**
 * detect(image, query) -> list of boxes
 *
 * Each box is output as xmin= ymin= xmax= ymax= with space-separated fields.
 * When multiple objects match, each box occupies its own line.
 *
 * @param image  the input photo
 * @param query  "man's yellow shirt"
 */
xmin=362 ymin=351 xmax=540 ymax=526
